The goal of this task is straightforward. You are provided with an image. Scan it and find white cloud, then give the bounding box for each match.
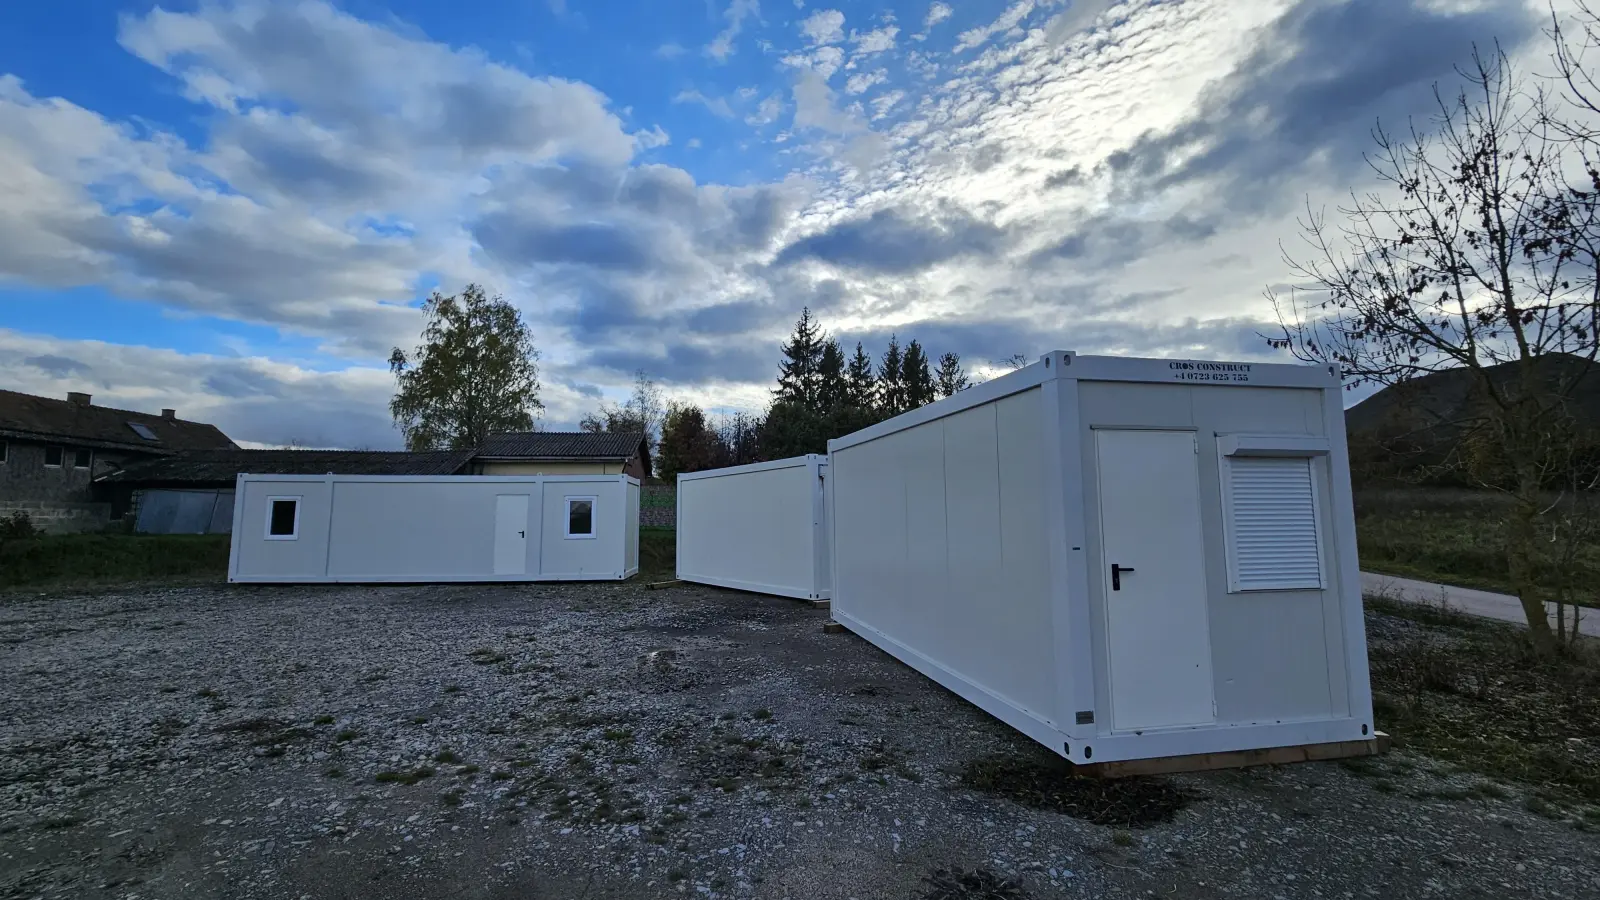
[673,89,735,118]
[845,69,888,95]
[955,0,1037,52]
[851,25,899,54]
[799,9,846,45]
[925,2,954,29]
[655,42,686,59]
[746,92,785,125]
[706,0,760,61]
[792,69,866,134]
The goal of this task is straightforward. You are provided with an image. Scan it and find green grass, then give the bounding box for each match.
[0,533,230,591]
[1366,600,1600,807]
[1356,488,1600,608]
[639,526,675,582]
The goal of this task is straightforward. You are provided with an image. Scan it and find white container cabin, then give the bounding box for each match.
[676,455,830,600]
[228,474,639,583]
[826,352,1372,765]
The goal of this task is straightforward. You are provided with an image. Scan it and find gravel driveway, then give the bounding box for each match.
[2,582,1596,899]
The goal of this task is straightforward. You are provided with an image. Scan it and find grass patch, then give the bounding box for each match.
[639,527,675,582]
[334,729,359,743]
[1366,605,1600,806]
[960,751,1198,828]
[0,534,230,591]
[313,715,334,726]
[1357,488,1600,608]
[433,750,461,764]
[920,868,1030,900]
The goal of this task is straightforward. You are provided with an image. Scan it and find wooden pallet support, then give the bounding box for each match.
[645,580,682,590]
[823,622,847,634]
[1072,732,1391,778]
[810,599,831,610]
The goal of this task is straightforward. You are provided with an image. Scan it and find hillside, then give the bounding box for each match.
[1344,354,1600,483]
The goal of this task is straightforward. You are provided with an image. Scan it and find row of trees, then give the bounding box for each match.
[653,309,976,479]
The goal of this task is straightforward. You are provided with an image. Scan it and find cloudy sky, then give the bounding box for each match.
[0,0,1558,447]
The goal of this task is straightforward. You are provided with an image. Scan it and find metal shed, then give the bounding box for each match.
[228,473,639,583]
[826,352,1373,766]
[675,455,830,600]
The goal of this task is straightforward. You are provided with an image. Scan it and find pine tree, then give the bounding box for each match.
[903,340,936,409]
[935,352,970,398]
[845,342,876,409]
[877,335,906,414]
[817,338,847,415]
[775,308,825,410]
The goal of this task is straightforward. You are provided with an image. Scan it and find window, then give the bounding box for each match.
[44,446,64,468]
[0,441,7,464]
[565,496,596,539]
[265,496,301,540]
[73,448,92,469]
[127,422,158,441]
[1221,456,1324,592]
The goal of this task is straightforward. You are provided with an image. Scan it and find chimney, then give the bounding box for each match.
[66,392,91,406]
[161,409,176,420]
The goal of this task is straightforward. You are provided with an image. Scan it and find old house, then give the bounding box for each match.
[0,390,236,531]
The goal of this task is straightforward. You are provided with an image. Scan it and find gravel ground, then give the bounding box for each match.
[1,582,1596,899]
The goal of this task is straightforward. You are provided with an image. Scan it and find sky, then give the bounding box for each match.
[0,0,1564,448]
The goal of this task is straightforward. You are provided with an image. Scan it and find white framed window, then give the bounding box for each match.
[265,496,302,540]
[1219,455,1325,592]
[565,496,597,539]
[44,446,64,468]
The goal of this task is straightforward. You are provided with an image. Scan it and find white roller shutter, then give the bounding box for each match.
[1223,456,1324,592]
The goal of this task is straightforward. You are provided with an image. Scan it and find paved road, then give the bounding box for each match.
[1361,571,1600,638]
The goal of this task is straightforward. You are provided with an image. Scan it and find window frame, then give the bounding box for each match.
[0,441,7,464]
[564,495,598,540]
[72,448,92,470]
[1217,446,1328,594]
[44,446,64,468]
[264,496,302,541]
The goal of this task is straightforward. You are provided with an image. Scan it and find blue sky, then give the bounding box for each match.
[0,0,1553,447]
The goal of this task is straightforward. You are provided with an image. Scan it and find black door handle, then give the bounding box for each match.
[1111,564,1135,591]
[518,530,525,538]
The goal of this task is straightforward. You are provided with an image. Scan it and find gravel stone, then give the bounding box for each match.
[1,582,1595,898]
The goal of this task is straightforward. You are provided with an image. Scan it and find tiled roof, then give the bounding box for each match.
[0,389,236,453]
[476,431,646,460]
[99,449,475,484]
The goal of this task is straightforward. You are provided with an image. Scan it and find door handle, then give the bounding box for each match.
[1111,564,1134,591]
[518,530,525,538]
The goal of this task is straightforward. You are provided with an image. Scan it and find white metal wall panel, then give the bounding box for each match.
[828,352,1371,765]
[676,456,826,599]
[625,480,640,576]
[229,475,635,583]
[1223,457,1324,591]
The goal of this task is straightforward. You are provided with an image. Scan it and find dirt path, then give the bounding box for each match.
[1362,571,1599,637]
[2,583,1596,899]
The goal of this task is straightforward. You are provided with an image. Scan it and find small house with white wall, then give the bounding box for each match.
[826,352,1373,767]
[228,473,639,583]
[676,455,830,600]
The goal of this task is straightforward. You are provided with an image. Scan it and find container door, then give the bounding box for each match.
[493,494,531,576]
[1094,429,1215,731]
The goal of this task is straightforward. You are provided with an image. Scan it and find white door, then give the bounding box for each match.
[493,494,530,576]
[1095,429,1215,731]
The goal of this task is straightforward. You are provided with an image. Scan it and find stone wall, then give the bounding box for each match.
[0,499,113,534]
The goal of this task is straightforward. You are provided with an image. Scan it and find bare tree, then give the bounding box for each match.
[1268,44,1600,653]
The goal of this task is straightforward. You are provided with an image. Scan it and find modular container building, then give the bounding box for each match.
[228,473,639,583]
[826,352,1372,765]
[676,455,830,600]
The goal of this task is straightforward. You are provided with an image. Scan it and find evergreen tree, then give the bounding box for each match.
[902,340,936,409]
[935,352,970,398]
[775,308,825,410]
[845,342,876,409]
[388,284,542,450]
[759,399,829,459]
[817,338,848,415]
[877,335,906,414]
